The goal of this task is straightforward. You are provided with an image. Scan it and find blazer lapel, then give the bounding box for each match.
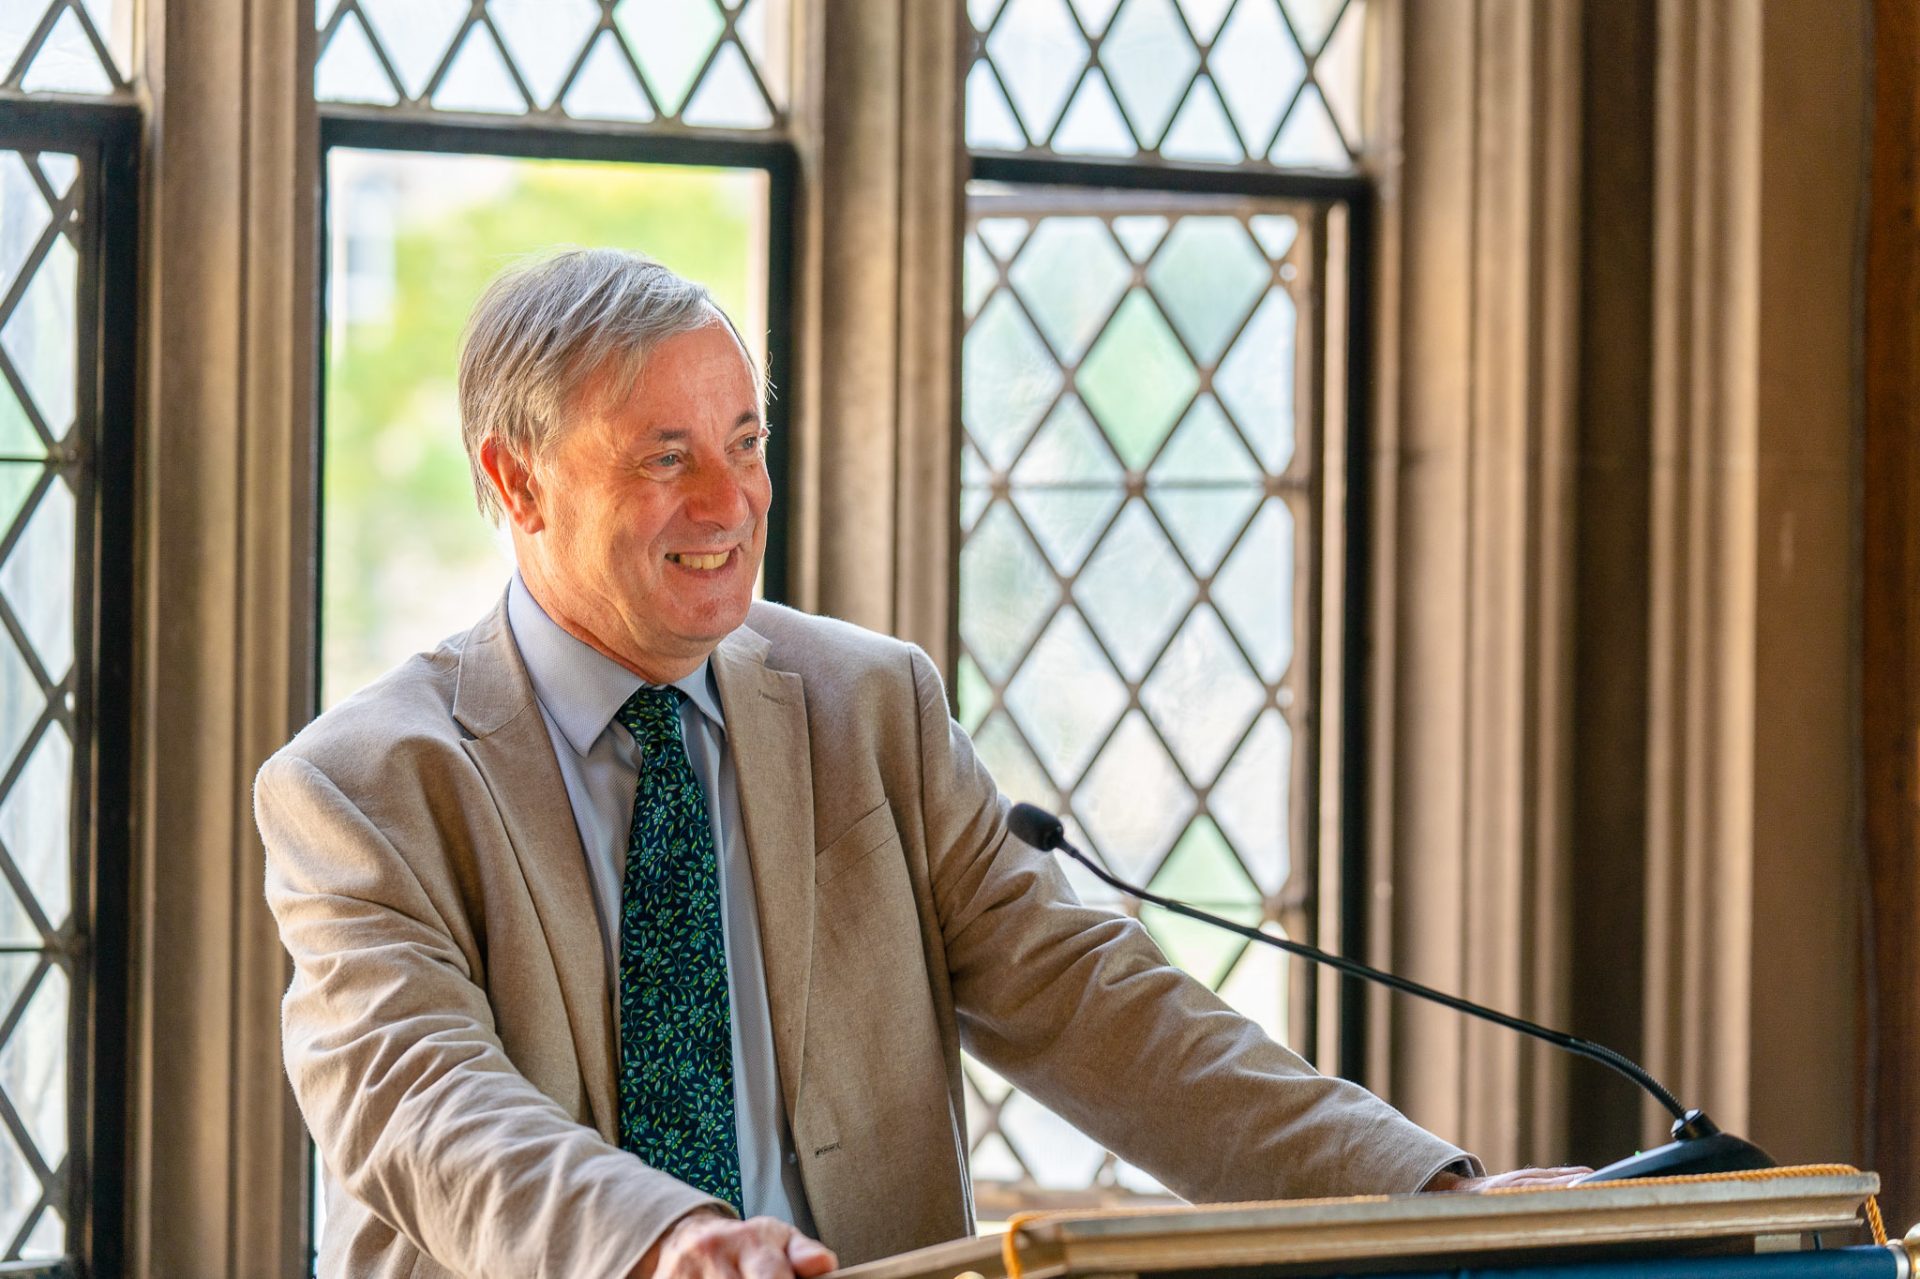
[453,598,617,1143]
[711,626,815,1123]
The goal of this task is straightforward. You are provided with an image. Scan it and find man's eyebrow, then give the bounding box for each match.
[735,410,763,430]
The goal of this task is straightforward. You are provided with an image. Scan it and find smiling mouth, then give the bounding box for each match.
[667,549,733,571]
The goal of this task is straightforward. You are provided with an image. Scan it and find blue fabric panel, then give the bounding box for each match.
[1360,1246,1895,1279]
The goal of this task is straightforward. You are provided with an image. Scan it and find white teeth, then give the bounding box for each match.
[670,551,730,570]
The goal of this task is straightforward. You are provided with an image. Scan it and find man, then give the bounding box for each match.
[258,250,1579,1279]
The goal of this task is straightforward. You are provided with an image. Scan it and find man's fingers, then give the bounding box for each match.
[787,1234,838,1277]
[738,1241,790,1279]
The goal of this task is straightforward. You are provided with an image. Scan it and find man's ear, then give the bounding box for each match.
[479,436,545,534]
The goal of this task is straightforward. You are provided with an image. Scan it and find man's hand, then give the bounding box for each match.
[632,1210,840,1279]
[1422,1165,1591,1193]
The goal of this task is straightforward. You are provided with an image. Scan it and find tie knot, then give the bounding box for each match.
[615,686,685,753]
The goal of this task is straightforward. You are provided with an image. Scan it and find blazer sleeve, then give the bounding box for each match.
[904,647,1482,1202]
[257,752,729,1279]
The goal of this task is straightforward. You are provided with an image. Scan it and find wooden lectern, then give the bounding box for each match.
[834,1171,1916,1279]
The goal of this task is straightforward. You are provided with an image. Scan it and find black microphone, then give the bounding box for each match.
[1005,801,1774,1183]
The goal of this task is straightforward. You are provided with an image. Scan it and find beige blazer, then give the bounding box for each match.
[257,598,1472,1279]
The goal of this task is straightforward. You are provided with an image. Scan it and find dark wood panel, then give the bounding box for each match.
[1863,0,1920,1232]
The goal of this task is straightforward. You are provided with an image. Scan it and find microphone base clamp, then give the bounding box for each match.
[1577,1109,1776,1184]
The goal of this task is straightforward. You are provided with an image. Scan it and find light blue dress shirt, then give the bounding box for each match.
[506,576,813,1230]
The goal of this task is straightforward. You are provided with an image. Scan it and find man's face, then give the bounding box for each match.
[517,318,770,680]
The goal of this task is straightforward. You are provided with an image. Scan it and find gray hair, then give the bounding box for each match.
[457,248,746,525]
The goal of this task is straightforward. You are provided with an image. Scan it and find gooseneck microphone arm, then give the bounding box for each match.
[1004,802,1688,1123]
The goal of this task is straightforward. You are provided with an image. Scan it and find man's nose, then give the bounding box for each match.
[685,460,752,528]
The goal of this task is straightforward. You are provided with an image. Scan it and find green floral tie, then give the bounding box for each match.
[614,686,742,1211]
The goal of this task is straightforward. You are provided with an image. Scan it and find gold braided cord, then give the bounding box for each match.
[997,1164,1885,1279]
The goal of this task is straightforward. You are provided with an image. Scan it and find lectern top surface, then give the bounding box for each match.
[829,1172,1881,1279]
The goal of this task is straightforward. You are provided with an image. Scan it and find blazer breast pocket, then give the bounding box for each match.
[814,801,900,888]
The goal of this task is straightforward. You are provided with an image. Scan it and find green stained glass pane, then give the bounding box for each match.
[1151,815,1260,907]
[1078,293,1197,471]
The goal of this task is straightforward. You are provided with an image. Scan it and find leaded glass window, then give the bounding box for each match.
[0,106,137,1276]
[958,191,1336,1213]
[315,0,788,128]
[960,0,1367,1220]
[967,0,1365,169]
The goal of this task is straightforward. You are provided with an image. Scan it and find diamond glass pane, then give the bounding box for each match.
[0,590,41,783]
[1216,289,1298,472]
[959,501,1059,684]
[314,0,788,128]
[12,4,117,96]
[1075,711,1193,883]
[1004,608,1126,788]
[984,0,1086,146]
[958,193,1331,1212]
[1213,708,1291,893]
[973,712,1065,818]
[1102,0,1198,148]
[0,724,71,932]
[1008,218,1130,364]
[0,963,67,1170]
[2,235,76,448]
[964,291,1059,470]
[490,0,601,109]
[1074,500,1192,680]
[0,474,76,684]
[1147,217,1269,365]
[1010,397,1124,573]
[1078,293,1196,471]
[0,1121,40,1257]
[616,0,725,117]
[1139,606,1263,782]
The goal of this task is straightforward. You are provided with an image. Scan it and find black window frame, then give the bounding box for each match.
[0,95,140,1279]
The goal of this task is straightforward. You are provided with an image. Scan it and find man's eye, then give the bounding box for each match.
[738,431,766,454]
[653,452,683,468]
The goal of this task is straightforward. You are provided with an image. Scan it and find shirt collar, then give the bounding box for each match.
[506,573,726,756]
